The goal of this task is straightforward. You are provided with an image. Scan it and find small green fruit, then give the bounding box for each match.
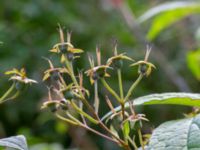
[64,90,74,100]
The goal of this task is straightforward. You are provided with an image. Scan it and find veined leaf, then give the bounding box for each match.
[147,114,200,150]
[138,1,200,41]
[101,93,200,121]
[0,135,28,150]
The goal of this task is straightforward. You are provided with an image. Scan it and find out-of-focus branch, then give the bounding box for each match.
[104,0,191,92]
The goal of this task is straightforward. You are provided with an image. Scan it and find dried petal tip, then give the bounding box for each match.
[85,65,111,84]
[107,53,134,68]
[50,29,83,62]
[130,47,155,76]
[43,58,69,81]
[5,68,37,84]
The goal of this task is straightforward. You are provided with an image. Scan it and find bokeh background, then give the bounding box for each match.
[0,0,200,149]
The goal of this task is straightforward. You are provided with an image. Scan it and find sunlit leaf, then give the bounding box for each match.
[138,1,200,41]
[122,121,130,141]
[101,93,200,121]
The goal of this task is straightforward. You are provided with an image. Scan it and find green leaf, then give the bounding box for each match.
[187,49,200,80]
[122,121,130,142]
[138,1,200,41]
[147,114,200,150]
[0,135,28,150]
[101,93,200,121]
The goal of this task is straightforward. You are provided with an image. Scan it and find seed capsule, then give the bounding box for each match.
[92,71,99,80]
[139,64,148,75]
[58,44,68,54]
[64,90,74,100]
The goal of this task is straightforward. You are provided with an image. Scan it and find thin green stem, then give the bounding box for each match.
[117,69,126,120]
[138,129,144,150]
[94,81,99,114]
[0,91,20,104]
[101,78,122,103]
[128,136,138,150]
[117,69,124,99]
[66,112,83,125]
[84,125,119,144]
[55,113,79,125]
[124,74,143,102]
[64,58,95,113]
[94,115,130,149]
[56,112,119,144]
[0,83,15,102]
[70,101,98,124]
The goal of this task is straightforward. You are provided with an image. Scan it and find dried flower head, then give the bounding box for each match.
[85,65,111,84]
[130,46,156,76]
[5,68,37,84]
[107,44,134,69]
[107,53,134,68]
[43,58,69,81]
[50,25,83,62]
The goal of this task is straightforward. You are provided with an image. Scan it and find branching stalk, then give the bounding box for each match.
[56,113,119,144]
[0,83,15,103]
[128,136,138,150]
[101,78,122,103]
[55,113,79,126]
[124,74,143,102]
[0,91,20,104]
[70,101,98,124]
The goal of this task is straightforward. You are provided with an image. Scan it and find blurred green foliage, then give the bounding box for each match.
[0,0,200,149]
[187,49,200,81]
